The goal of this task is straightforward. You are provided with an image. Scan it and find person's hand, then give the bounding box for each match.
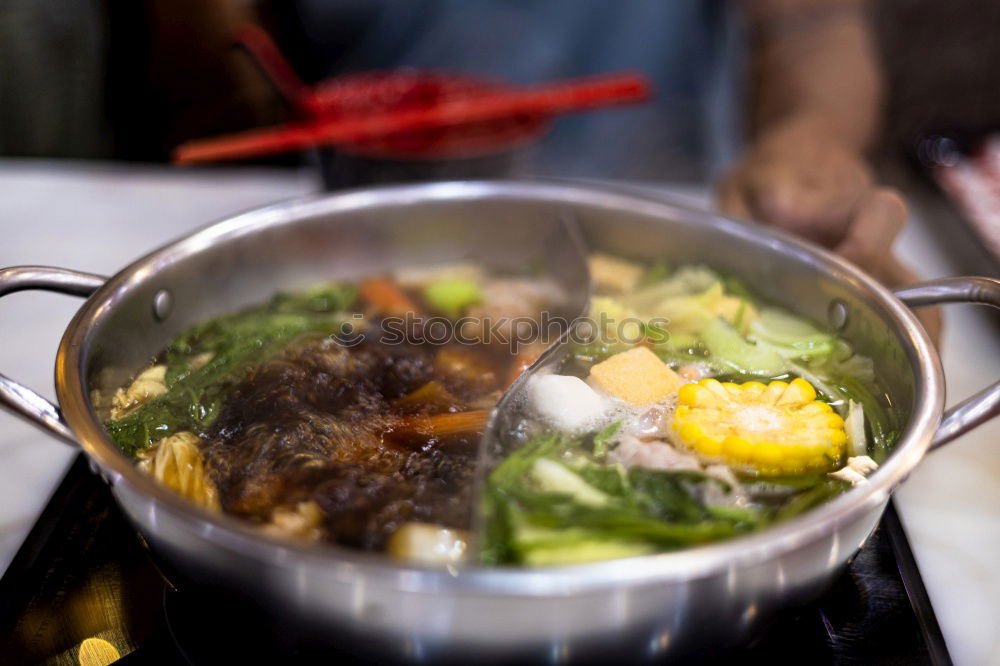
[718,115,875,245]
[717,115,941,343]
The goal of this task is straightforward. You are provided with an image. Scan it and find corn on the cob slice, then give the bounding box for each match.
[671,378,846,474]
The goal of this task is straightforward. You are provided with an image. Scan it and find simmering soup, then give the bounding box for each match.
[479,256,897,565]
[100,266,561,555]
[102,256,896,566]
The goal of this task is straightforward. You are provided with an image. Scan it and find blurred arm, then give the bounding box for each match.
[721,1,941,341]
[720,0,882,245]
[745,0,882,152]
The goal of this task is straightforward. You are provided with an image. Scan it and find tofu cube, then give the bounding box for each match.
[588,346,681,405]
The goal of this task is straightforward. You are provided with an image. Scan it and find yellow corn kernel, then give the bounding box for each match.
[754,442,784,466]
[678,383,702,407]
[791,377,816,399]
[740,382,767,399]
[698,435,724,457]
[700,378,730,400]
[808,443,829,457]
[776,378,816,407]
[762,381,789,404]
[784,446,811,461]
[680,422,705,443]
[723,435,754,461]
[800,401,833,415]
[824,413,846,428]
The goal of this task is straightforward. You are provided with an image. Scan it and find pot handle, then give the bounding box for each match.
[894,276,1000,450]
[0,266,107,447]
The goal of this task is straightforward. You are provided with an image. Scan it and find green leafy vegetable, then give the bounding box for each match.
[700,317,786,376]
[106,284,356,457]
[769,479,850,523]
[481,435,761,566]
[269,283,358,315]
[749,308,837,361]
[487,433,568,492]
[576,462,631,497]
[529,459,610,507]
[620,265,721,314]
[591,420,622,459]
[640,320,671,345]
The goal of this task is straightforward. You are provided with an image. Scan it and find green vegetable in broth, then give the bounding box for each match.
[423,277,483,317]
[481,434,760,566]
[700,317,787,376]
[107,286,356,456]
[749,308,838,361]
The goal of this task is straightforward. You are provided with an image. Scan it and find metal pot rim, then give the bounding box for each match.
[53,180,944,595]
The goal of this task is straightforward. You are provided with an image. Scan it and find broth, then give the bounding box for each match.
[103,256,897,566]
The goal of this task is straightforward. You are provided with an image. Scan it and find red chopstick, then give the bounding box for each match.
[172,72,651,164]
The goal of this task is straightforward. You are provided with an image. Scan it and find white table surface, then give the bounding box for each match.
[0,160,997,665]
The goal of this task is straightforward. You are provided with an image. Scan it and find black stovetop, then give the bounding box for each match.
[0,455,952,665]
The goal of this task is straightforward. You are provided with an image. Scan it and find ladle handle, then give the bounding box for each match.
[0,266,106,446]
[894,276,1000,450]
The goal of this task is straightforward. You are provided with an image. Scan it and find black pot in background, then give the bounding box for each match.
[315,143,539,190]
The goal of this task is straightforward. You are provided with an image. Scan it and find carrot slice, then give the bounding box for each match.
[393,410,489,436]
[385,410,490,449]
[359,278,420,316]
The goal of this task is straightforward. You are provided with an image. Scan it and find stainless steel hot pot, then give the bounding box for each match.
[2,182,998,662]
